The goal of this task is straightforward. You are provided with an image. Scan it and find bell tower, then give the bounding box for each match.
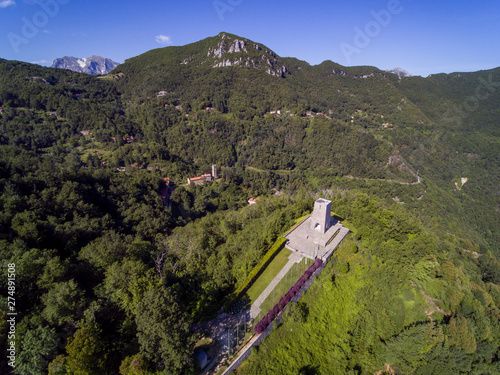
[212,164,217,180]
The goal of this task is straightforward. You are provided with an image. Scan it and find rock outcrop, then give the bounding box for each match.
[205,33,289,77]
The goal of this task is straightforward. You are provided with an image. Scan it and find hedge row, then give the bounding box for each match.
[254,258,323,334]
[224,237,288,310]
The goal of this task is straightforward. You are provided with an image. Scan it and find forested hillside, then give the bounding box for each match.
[0,32,498,374]
[237,192,500,375]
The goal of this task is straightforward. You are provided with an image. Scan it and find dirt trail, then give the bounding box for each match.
[344,175,421,185]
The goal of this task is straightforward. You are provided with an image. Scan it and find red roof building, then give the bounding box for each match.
[187,173,213,185]
[248,197,260,205]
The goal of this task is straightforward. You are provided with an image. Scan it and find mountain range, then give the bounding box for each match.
[51,55,120,75]
[1,31,498,251]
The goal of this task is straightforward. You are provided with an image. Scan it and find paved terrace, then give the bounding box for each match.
[285,217,350,261]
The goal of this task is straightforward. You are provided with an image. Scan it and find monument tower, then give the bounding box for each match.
[285,197,349,260]
[309,198,332,234]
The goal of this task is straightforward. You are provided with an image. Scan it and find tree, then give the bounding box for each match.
[446,316,477,354]
[41,280,85,326]
[48,355,68,375]
[37,256,68,290]
[103,259,152,315]
[283,302,309,324]
[119,353,150,375]
[79,230,133,271]
[65,326,109,375]
[135,287,194,374]
[14,326,60,375]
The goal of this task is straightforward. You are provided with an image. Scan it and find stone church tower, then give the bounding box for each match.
[212,164,217,180]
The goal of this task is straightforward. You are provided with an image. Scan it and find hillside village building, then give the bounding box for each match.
[187,164,217,185]
[248,197,260,205]
[285,198,349,261]
[187,173,213,185]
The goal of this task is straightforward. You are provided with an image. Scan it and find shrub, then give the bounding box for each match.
[269,310,277,320]
[254,258,324,334]
[283,302,309,324]
[254,322,265,334]
[263,316,270,326]
[279,297,287,309]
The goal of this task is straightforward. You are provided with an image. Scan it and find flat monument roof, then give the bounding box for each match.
[315,198,331,204]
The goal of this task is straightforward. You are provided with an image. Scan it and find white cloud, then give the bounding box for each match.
[155,34,172,45]
[32,60,48,65]
[0,0,15,9]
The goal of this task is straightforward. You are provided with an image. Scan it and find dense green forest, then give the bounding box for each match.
[0,32,498,374]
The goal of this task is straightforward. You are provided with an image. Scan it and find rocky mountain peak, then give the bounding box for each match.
[386,67,412,77]
[204,33,288,78]
[51,55,120,75]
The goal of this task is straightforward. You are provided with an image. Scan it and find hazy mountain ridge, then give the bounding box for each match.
[51,55,120,75]
[386,67,413,77]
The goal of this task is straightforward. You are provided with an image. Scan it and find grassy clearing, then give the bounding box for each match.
[226,238,288,311]
[246,247,293,304]
[77,144,111,163]
[253,256,313,324]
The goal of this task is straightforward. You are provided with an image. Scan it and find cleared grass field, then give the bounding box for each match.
[253,256,313,323]
[246,247,293,304]
[245,215,312,305]
[76,143,111,163]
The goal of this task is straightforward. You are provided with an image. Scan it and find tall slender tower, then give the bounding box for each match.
[309,199,332,233]
[212,164,217,180]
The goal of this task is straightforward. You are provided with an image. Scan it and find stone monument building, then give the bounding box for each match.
[309,199,332,233]
[285,198,349,260]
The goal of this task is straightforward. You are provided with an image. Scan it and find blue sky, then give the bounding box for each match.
[0,0,499,76]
